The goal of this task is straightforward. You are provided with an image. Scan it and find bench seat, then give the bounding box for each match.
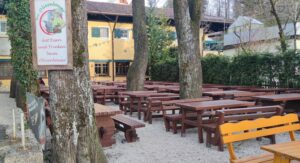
[219,114,300,163]
[112,114,145,142]
[232,153,274,163]
[203,106,283,151]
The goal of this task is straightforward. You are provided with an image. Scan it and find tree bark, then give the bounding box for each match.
[269,0,288,52]
[126,0,149,91]
[9,73,16,98]
[15,81,26,111]
[49,0,107,162]
[173,0,203,99]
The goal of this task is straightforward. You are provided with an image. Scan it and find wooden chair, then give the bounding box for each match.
[202,105,283,151]
[162,97,212,134]
[219,114,300,163]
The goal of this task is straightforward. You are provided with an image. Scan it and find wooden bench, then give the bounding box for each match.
[219,114,300,163]
[112,114,145,143]
[117,91,156,114]
[143,96,180,124]
[202,105,283,151]
[162,97,212,134]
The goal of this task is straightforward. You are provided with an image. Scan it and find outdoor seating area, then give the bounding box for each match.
[2,0,300,162]
[61,80,300,162]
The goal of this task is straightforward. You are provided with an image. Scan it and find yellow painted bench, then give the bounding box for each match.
[219,114,300,163]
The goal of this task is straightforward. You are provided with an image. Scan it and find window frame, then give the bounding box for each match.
[0,62,13,79]
[115,62,130,76]
[91,27,110,38]
[94,62,109,77]
[114,28,129,40]
[0,21,7,34]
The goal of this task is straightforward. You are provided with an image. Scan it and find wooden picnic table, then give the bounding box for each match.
[250,87,297,94]
[144,85,167,90]
[203,90,254,100]
[254,93,300,114]
[203,85,249,90]
[176,100,255,143]
[92,85,126,104]
[94,103,122,147]
[123,91,177,120]
[164,87,222,94]
[254,93,300,102]
[261,141,300,162]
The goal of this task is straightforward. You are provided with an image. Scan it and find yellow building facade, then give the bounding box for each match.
[0,15,12,90]
[88,21,134,82]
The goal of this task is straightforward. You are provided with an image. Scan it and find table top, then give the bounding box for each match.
[261,141,300,161]
[92,85,125,90]
[203,90,253,97]
[251,88,296,92]
[94,103,122,116]
[254,93,300,102]
[176,99,255,111]
[123,91,177,98]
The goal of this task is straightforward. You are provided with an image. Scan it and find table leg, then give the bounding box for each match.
[274,154,290,163]
[181,108,186,137]
[130,97,133,116]
[138,97,142,120]
[103,90,106,105]
[197,112,204,143]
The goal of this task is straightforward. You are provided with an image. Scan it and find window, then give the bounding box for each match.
[114,29,129,39]
[0,62,13,79]
[116,62,130,76]
[95,63,109,76]
[0,21,7,33]
[91,27,109,38]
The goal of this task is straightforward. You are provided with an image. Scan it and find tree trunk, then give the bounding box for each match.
[15,81,26,111]
[49,0,107,162]
[173,0,203,99]
[269,0,288,53]
[10,73,16,98]
[126,0,149,91]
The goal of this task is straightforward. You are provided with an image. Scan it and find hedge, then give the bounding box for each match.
[150,50,300,88]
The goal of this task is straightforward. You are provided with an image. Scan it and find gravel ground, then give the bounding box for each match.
[0,92,19,134]
[1,93,298,163]
[104,104,300,163]
[0,92,43,163]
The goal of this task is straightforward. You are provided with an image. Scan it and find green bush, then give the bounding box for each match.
[202,54,230,84]
[150,50,300,88]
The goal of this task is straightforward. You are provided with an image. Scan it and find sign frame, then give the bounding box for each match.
[30,0,73,70]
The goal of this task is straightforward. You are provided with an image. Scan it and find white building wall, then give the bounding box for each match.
[224,39,297,56]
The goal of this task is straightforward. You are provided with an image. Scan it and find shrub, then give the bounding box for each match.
[150,50,300,88]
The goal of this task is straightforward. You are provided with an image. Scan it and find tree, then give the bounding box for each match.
[126,0,149,91]
[6,0,39,109]
[289,0,300,50]
[268,0,288,52]
[48,0,107,162]
[173,0,203,99]
[147,0,174,79]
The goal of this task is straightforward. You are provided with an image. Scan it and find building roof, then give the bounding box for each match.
[86,1,234,24]
[228,16,263,29]
[224,22,300,46]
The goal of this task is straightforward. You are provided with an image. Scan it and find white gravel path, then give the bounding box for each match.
[104,104,300,163]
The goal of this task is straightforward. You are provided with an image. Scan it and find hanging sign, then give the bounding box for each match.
[30,0,73,70]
